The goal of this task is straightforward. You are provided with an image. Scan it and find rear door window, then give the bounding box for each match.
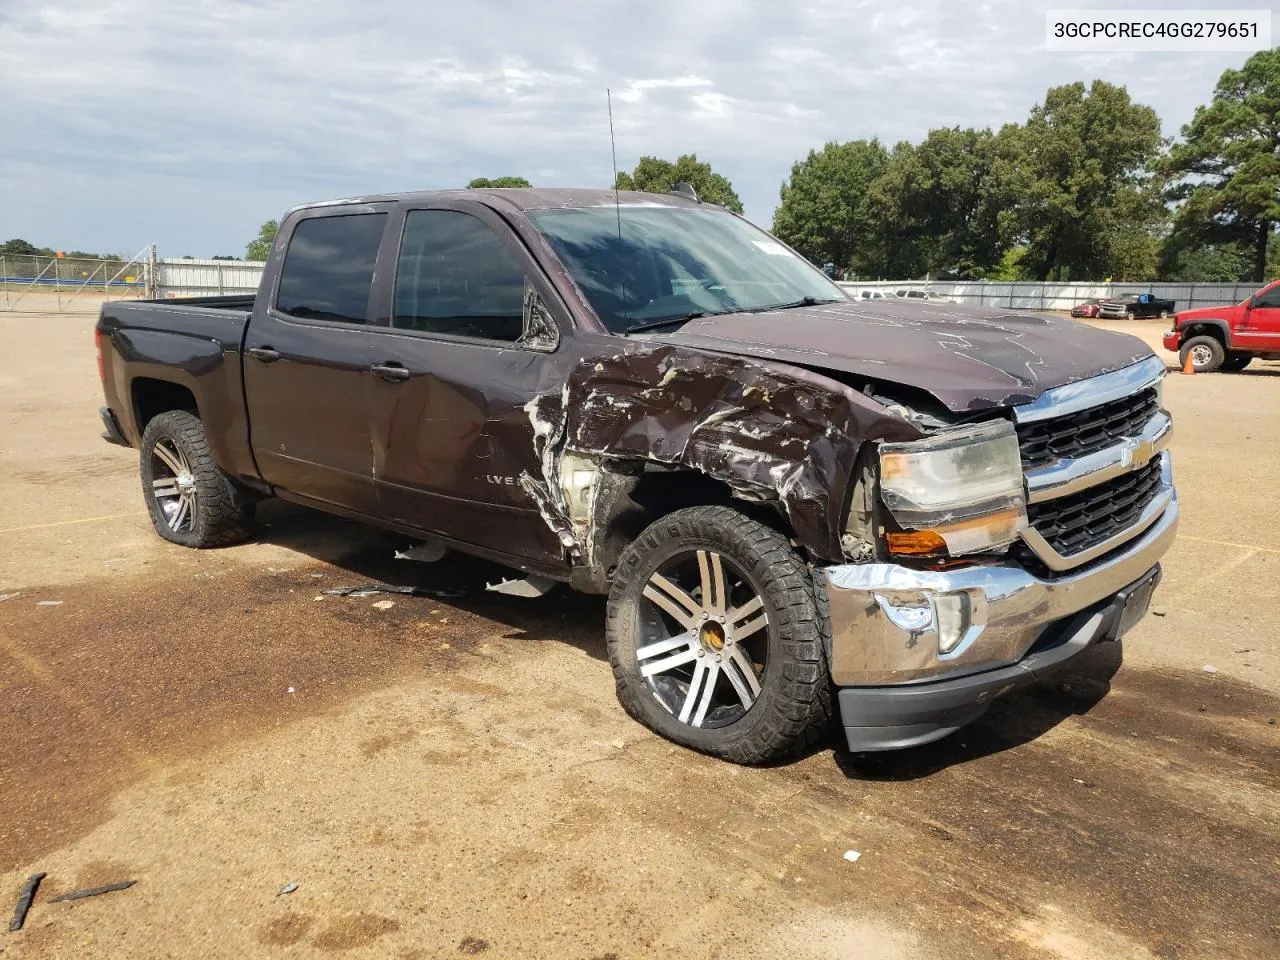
[392,210,525,342]
[276,213,387,324]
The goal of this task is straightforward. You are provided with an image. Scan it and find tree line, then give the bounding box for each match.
[770,49,1279,284]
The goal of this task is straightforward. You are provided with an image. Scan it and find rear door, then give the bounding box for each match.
[364,201,572,569]
[1235,282,1280,351]
[243,206,390,515]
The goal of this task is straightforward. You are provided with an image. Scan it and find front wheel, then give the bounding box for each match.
[140,410,256,548]
[1179,335,1225,373]
[605,505,832,764]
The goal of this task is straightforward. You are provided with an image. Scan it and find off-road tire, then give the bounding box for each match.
[140,410,255,548]
[606,505,833,764]
[1179,335,1225,373]
[1222,353,1252,372]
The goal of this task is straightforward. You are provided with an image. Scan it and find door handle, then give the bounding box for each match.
[370,362,411,382]
[247,346,280,363]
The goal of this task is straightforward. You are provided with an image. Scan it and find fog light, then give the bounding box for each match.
[934,592,971,654]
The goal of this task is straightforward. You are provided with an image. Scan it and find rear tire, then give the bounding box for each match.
[1222,353,1252,372]
[605,505,833,765]
[140,410,255,548]
[1179,335,1225,373]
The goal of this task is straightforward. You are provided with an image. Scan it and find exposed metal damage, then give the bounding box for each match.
[518,344,921,570]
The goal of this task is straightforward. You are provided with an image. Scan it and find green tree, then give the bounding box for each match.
[1004,80,1165,281]
[246,219,278,262]
[1160,49,1280,283]
[1,238,55,258]
[467,176,532,188]
[614,154,744,213]
[1158,239,1254,282]
[770,140,889,276]
[862,127,1010,279]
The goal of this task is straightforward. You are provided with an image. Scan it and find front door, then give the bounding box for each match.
[1235,283,1280,352]
[243,208,389,515]
[364,203,571,569]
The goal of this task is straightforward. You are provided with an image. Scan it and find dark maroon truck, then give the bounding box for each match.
[97,188,1178,763]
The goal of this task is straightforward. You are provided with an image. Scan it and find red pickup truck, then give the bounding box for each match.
[1164,280,1280,372]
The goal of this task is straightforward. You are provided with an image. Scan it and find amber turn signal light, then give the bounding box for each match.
[886,530,948,556]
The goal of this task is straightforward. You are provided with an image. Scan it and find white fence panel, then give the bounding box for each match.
[155,258,265,298]
[840,280,1256,312]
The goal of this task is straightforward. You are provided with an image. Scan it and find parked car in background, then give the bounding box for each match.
[895,290,953,303]
[1163,279,1280,372]
[1098,293,1176,320]
[1071,299,1102,318]
[858,289,894,300]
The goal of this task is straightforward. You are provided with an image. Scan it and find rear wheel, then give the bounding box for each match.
[1179,335,1225,373]
[140,410,255,548]
[1222,353,1253,372]
[1125,309,1137,320]
[1158,309,1169,320]
[605,505,832,764]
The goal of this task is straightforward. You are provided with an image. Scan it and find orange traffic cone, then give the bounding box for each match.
[1181,351,1196,375]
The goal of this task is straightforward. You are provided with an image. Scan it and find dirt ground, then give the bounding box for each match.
[1,309,1277,960]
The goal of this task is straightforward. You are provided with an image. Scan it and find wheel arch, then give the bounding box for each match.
[1180,319,1232,349]
[569,463,801,595]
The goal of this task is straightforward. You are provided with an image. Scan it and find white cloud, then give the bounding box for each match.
[0,0,1270,255]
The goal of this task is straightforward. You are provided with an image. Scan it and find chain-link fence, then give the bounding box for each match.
[1,249,270,312]
[1,248,153,312]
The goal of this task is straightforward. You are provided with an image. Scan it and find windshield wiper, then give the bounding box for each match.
[625,310,732,334]
[749,296,842,313]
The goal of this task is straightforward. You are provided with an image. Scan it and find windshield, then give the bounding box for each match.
[528,206,845,333]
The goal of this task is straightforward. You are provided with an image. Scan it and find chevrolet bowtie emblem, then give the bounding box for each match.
[1119,438,1140,468]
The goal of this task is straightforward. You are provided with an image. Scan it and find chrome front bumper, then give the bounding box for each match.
[823,477,1178,689]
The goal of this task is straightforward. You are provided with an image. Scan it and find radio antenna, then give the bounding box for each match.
[607,88,622,241]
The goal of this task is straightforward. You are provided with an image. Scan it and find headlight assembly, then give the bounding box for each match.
[878,420,1027,557]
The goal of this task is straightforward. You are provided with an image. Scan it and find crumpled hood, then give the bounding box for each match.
[650,299,1154,413]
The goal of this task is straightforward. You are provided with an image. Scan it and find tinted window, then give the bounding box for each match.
[1256,286,1280,308]
[276,213,386,323]
[393,210,525,341]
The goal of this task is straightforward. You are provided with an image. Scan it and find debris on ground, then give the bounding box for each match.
[1203,665,1219,674]
[0,592,21,602]
[49,880,136,903]
[9,872,45,931]
[36,600,64,607]
[277,882,298,896]
[485,576,555,598]
[323,584,465,600]
[842,850,862,863]
[1152,610,1166,617]
[287,687,296,694]
[395,541,448,563]
[371,600,395,611]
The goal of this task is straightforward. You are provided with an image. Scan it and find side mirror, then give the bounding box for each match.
[520,284,561,352]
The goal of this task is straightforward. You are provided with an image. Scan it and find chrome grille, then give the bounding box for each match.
[1025,459,1163,558]
[1018,388,1159,470]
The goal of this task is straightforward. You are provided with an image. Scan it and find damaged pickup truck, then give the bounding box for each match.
[97,187,1177,763]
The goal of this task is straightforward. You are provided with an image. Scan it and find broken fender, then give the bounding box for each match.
[521,344,919,565]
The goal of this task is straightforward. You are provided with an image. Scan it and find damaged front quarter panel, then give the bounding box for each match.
[519,343,920,572]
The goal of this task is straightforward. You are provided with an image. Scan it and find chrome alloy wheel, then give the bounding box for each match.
[635,548,769,728]
[150,439,197,534]
[1191,343,1214,368]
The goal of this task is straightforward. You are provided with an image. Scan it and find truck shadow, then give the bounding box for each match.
[253,499,610,660]
[834,642,1123,781]
[253,499,1124,775]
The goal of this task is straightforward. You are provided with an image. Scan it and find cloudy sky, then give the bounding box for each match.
[1,0,1273,258]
